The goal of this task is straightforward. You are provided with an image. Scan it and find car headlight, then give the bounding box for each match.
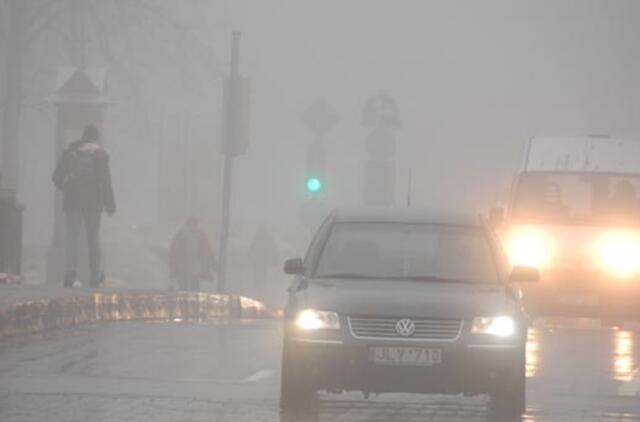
[598,231,640,278]
[295,309,340,330]
[472,316,516,337]
[504,228,551,269]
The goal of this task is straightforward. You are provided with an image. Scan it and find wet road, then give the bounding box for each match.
[2,319,640,421]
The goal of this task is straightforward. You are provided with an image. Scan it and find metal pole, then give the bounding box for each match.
[217,31,241,294]
[407,168,412,208]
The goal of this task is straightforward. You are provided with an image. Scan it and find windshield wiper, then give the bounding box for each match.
[315,273,384,280]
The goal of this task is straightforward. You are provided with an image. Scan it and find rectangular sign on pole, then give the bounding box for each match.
[221,76,251,157]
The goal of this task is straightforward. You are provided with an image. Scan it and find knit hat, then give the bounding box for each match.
[81,124,100,142]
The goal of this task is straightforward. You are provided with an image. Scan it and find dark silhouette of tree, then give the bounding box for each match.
[0,0,223,190]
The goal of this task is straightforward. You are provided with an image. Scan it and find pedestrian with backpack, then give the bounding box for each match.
[52,124,116,288]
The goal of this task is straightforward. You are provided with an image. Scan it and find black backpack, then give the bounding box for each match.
[67,149,100,189]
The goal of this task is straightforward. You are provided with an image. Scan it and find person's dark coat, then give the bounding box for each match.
[52,140,116,214]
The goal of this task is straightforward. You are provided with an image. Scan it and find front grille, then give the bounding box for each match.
[348,316,463,341]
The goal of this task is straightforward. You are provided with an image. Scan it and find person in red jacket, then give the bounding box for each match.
[169,217,216,291]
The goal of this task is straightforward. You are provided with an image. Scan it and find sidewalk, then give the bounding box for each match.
[0,283,276,340]
[0,284,93,309]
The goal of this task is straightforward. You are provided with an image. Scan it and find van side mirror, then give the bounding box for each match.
[489,206,505,227]
[509,266,539,283]
[284,258,305,275]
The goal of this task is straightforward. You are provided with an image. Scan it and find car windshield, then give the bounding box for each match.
[314,223,498,283]
[512,172,640,225]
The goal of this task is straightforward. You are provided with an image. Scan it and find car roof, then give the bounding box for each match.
[329,208,483,227]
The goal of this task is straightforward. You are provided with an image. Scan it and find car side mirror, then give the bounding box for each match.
[284,258,305,275]
[489,206,505,228]
[509,266,539,283]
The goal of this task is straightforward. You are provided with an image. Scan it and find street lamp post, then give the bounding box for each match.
[217,32,251,294]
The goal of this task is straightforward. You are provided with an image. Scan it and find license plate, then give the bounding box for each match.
[557,295,600,306]
[370,347,442,366]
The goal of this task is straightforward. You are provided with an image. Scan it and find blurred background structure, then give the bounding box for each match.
[1,1,640,308]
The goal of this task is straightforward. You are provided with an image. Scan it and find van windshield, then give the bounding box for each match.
[512,172,640,225]
[314,223,498,283]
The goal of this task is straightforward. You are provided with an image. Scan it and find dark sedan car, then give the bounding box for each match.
[280,209,538,416]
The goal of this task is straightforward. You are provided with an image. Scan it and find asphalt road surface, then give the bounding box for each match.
[2,318,640,422]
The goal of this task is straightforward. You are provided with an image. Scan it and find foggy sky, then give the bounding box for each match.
[228,0,640,220]
[10,0,640,276]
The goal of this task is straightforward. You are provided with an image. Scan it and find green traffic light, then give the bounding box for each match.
[306,177,323,193]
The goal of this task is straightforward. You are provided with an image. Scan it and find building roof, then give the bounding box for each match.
[49,67,110,105]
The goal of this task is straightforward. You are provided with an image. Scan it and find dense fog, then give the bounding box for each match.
[2,0,640,305]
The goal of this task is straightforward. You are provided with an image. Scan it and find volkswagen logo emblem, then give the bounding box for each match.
[395,319,416,337]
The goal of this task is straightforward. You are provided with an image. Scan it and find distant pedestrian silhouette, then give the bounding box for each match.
[52,124,116,288]
[169,217,216,291]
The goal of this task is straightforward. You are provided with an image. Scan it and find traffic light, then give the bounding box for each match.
[305,176,323,193]
[305,141,327,195]
[301,142,328,228]
[300,97,337,228]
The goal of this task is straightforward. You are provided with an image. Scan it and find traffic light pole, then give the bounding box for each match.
[217,31,241,294]
[218,154,233,294]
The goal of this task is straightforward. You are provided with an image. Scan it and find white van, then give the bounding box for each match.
[492,136,640,317]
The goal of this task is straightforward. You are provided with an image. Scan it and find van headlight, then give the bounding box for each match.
[472,316,516,337]
[295,309,340,330]
[598,231,640,278]
[505,228,551,269]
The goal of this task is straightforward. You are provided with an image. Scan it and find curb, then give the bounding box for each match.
[0,290,277,340]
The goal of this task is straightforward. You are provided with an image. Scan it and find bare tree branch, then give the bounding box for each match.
[25,3,71,48]
[25,0,63,34]
[21,0,225,117]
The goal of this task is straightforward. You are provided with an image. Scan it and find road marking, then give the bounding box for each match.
[242,369,275,383]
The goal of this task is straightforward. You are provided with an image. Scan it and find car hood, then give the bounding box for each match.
[300,278,510,319]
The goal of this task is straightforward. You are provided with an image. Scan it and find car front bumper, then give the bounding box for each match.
[287,335,524,395]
